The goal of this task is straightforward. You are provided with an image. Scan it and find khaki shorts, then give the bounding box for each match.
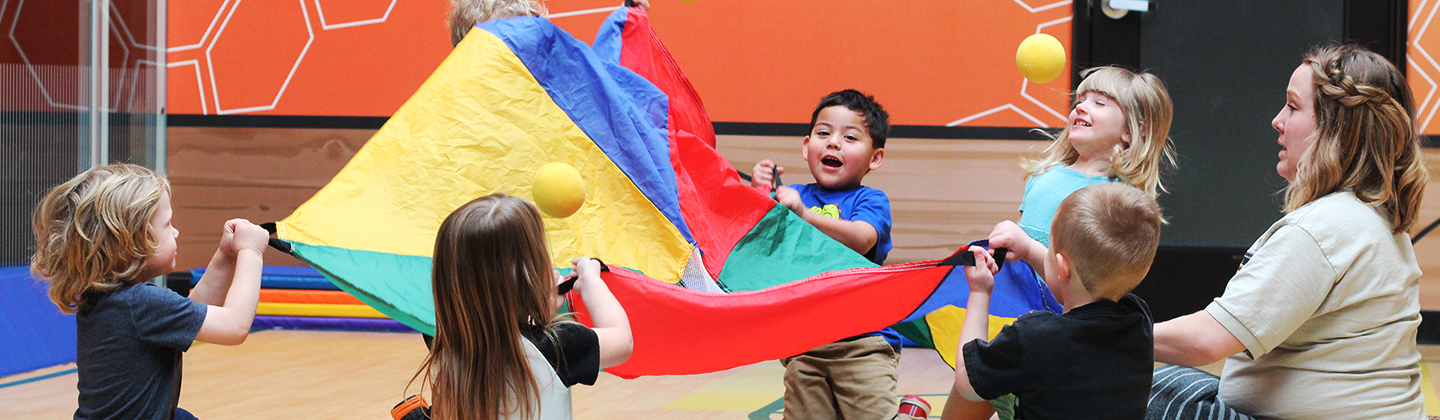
[780,336,901,419]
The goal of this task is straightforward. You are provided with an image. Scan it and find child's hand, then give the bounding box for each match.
[219,220,239,257]
[750,159,783,190]
[987,220,1030,262]
[228,219,269,256]
[570,257,603,292]
[964,246,996,292]
[774,186,806,215]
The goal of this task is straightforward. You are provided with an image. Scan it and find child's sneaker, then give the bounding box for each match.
[898,394,931,418]
[391,394,429,420]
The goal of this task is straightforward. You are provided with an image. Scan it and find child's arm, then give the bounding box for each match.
[572,257,633,368]
[193,219,267,346]
[188,219,244,306]
[988,221,1048,274]
[950,246,997,403]
[775,187,879,255]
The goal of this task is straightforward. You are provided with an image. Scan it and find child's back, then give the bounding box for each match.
[74,282,207,419]
[949,183,1163,420]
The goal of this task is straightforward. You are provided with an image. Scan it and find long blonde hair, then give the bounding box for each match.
[31,163,169,314]
[1025,66,1176,197]
[447,0,547,46]
[1286,45,1429,233]
[413,194,568,420]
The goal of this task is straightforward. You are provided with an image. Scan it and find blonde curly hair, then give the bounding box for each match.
[31,163,169,314]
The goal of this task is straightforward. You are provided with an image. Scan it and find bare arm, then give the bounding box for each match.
[573,257,633,368]
[776,187,878,254]
[187,221,240,306]
[988,221,1047,274]
[1154,310,1245,366]
[951,247,998,403]
[194,220,267,346]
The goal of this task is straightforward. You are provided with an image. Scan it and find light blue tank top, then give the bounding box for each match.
[1016,166,1115,248]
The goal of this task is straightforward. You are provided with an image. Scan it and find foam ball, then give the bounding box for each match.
[1016,33,1066,84]
[532,163,586,218]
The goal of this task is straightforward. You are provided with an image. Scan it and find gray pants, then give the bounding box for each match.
[1147,365,1254,420]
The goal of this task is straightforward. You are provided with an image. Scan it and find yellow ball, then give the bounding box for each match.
[532,163,586,218]
[1016,33,1066,84]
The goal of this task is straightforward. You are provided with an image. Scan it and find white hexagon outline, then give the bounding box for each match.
[948,0,1072,128]
[313,0,396,30]
[168,0,232,53]
[548,6,621,19]
[107,12,131,111]
[8,0,86,110]
[206,0,314,115]
[108,0,160,52]
[128,59,162,112]
[166,59,208,114]
[1410,0,1440,131]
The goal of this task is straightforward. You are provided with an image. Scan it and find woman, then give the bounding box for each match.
[1148,44,1430,419]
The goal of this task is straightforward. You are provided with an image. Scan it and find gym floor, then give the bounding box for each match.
[4,329,1439,419]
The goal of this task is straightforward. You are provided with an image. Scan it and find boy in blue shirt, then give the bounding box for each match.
[752,89,915,419]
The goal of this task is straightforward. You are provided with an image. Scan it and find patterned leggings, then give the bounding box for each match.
[1147,365,1255,420]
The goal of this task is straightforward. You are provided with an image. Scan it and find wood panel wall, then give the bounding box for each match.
[166,129,1440,307]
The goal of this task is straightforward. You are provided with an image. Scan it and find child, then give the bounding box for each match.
[944,183,1162,420]
[446,0,547,47]
[30,163,269,420]
[978,66,1174,419]
[403,194,632,420]
[750,89,914,418]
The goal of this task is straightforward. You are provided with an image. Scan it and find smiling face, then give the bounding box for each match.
[1272,64,1319,182]
[1067,91,1131,160]
[802,106,884,190]
[137,191,179,282]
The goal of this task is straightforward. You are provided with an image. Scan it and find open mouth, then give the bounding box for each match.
[1074,120,1092,127]
[821,156,843,168]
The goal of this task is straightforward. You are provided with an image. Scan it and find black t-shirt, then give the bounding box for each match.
[964,294,1154,420]
[519,322,601,387]
[74,282,208,420]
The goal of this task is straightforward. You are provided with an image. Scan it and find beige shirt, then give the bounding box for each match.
[1207,191,1424,419]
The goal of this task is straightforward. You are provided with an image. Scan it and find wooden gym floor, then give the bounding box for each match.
[4,329,1440,419]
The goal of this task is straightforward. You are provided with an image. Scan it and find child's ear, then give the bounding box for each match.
[1053,252,1073,283]
[801,136,811,160]
[868,148,884,171]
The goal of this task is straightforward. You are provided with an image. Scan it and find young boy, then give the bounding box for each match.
[943,183,1160,420]
[751,89,916,419]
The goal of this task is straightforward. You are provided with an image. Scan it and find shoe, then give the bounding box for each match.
[391,394,429,420]
[898,394,930,418]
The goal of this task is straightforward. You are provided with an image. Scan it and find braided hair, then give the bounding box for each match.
[1286,44,1429,233]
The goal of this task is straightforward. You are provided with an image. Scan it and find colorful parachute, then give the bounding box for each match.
[273,8,1060,378]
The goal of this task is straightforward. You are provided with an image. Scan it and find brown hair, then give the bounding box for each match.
[1026,66,1176,198]
[447,0,547,47]
[1049,183,1163,301]
[1286,44,1429,233]
[412,194,569,420]
[31,163,170,314]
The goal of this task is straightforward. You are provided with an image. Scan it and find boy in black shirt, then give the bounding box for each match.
[942,183,1162,420]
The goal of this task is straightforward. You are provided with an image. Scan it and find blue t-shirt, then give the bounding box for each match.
[75,282,207,420]
[1017,167,1115,248]
[789,183,901,349]
[789,183,894,265]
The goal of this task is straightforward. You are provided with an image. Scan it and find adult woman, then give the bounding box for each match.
[1148,44,1430,419]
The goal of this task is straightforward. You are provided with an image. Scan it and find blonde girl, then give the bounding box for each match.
[1148,44,1428,419]
[32,163,269,419]
[990,66,1175,276]
[409,194,632,420]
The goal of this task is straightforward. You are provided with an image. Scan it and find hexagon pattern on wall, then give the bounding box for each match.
[10,0,153,112]
[314,0,397,30]
[206,0,313,114]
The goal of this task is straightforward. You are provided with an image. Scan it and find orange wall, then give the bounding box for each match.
[166,0,1073,127]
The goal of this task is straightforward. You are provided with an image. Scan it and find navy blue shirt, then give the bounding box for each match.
[789,183,901,349]
[75,282,207,420]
